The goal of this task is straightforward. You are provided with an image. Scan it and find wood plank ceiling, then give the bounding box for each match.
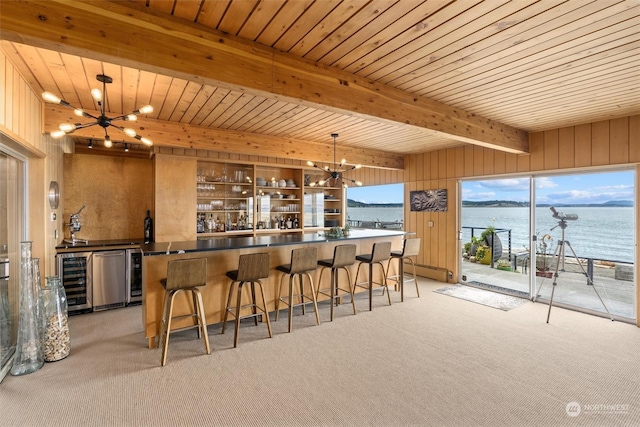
[1,0,639,165]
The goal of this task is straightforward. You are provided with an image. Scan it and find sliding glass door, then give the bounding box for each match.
[533,170,636,321]
[460,169,636,323]
[0,145,26,382]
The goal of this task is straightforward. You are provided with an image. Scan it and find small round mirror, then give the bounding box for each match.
[48,181,60,209]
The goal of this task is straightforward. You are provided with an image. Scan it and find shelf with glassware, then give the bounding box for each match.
[303,170,344,229]
[255,167,303,232]
[196,161,255,236]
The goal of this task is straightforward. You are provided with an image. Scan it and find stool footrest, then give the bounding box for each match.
[386,274,416,283]
[277,296,315,308]
[163,322,204,335]
[317,287,352,296]
[354,280,387,289]
[170,313,200,322]
[225,304,267,318]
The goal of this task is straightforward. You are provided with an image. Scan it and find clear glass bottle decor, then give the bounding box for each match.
[0,259,10,363]
[43,276,70,362]
[10,241,44,376]
[32,258,47,348]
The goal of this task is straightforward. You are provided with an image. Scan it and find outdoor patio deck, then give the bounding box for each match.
[461,257,635,321]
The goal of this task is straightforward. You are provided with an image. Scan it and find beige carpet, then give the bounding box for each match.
[1,279,639,427]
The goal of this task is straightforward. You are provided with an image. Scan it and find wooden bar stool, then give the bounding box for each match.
[222,253,272,348]
[385,238,421,301]
[158,257,210,366]
[316,244,357,321]
[353,241,392,311]
[275,247,320,332]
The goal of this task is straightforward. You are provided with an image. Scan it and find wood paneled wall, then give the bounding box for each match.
[154,154,195,242]
[404,115,640,325]
[0,51,45,155]
[0,49,67,277]
[348,165,404,187]
[63,154,153,241]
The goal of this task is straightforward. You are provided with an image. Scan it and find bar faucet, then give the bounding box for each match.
[64,205,88,245]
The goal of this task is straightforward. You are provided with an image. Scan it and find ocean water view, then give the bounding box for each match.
[464,207,634,263]
[347,206,635,263]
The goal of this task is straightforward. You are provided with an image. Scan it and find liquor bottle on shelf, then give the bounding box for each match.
[286,216,292,229]
[293,215,299,229]
[207,214,214,232]
[144,210,153,243]
[196,214,205,233]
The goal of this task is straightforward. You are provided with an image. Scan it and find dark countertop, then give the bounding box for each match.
[56,239,145,253]
[142,229,408,256]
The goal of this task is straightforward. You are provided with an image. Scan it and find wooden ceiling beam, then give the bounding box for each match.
[0,0,529,154]
[44,105,404,170]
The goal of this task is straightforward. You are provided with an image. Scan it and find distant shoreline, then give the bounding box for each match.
[348,199,633,208]
[347,199,402,208]
[462,200,633,208]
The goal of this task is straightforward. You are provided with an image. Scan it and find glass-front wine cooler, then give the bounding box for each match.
[56,252,92,313]
[126,248,142,304]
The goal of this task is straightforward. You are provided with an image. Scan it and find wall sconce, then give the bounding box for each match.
[124,143,129,152]
[88,139,93,149]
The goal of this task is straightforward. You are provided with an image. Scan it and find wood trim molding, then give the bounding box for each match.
[0,125,46,158]
[44,105,404,169]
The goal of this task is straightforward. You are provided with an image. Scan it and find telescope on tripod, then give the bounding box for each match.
[534,207,613,323]
[550,206,578,222]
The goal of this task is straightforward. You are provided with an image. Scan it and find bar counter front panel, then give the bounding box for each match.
[142,230,406,348]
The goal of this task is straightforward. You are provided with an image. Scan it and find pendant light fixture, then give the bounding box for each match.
[307,133,363,188]
[42,74,153,147]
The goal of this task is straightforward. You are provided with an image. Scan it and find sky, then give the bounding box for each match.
[347,170,635,205]
[462,170,635,204]
[347,183,403,204]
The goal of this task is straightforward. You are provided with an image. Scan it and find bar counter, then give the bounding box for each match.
[142,229,406,348]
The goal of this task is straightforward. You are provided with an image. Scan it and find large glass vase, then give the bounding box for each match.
[10,242,44,376]
[43,276,70,362]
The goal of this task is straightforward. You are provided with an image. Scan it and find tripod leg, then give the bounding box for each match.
[546,240,564,324]
[546,282,556,323]
[563,241,614,321]
[535,241,562,302]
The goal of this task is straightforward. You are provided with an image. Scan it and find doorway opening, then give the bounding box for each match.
[460,169,636,323]
[460,177,531,297]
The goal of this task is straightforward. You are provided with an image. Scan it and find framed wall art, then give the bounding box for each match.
[410,189,447,212]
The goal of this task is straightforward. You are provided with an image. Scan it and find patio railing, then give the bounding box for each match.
[463,226,634,284]
[462,226,512,268]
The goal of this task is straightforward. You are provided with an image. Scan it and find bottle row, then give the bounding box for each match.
[196,202,300,212]
[196,213,301,233]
